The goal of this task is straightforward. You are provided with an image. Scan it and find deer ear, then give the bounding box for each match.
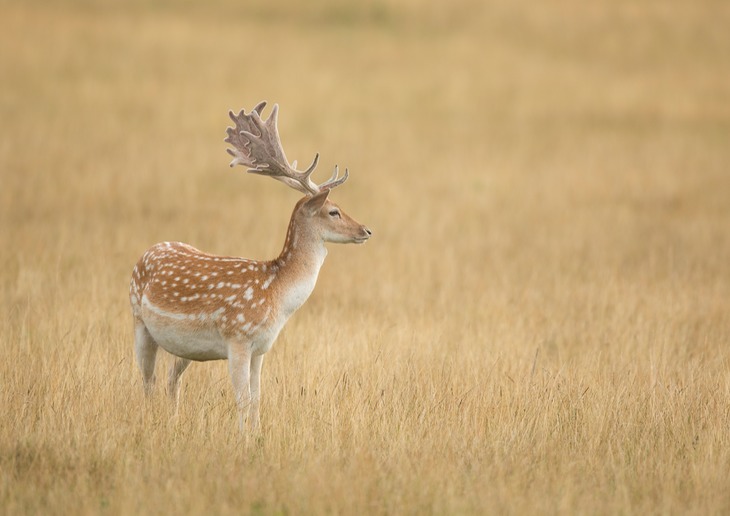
[303,190,330,215]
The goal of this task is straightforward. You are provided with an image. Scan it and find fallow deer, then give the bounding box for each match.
[129,101,371,429]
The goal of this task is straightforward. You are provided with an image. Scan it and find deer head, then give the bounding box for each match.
[225,101,371,246]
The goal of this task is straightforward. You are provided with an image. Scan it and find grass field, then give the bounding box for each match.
[2,0,730,513]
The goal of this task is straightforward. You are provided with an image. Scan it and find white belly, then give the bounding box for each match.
[145,319,228,361]
[140,295,228,361]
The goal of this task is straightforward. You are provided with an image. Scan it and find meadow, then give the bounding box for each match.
[1,0,729,513]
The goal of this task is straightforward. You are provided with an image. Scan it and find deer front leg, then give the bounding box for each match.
[249,354,265,431]
[228,344,252,431]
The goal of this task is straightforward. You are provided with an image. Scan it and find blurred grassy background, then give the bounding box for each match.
[1,0,729,514]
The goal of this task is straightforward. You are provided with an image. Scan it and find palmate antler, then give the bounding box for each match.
[225,101,348,195]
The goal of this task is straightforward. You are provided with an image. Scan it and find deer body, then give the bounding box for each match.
[131,242,285,362]
[129,102,370,429]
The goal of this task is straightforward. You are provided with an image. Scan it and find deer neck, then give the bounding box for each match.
[269,214,327,318]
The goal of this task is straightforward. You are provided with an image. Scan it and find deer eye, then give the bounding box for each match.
[329,209,341,218]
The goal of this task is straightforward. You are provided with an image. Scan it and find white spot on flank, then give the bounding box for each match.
[243,287,253,300]
[262,274,276,290]
[217,281,225,289]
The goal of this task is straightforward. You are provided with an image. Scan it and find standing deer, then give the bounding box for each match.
[129,101,371,429]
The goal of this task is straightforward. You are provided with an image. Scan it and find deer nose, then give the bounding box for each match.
[363,227,372,236]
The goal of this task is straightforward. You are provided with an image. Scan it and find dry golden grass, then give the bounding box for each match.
[2,0,730,513]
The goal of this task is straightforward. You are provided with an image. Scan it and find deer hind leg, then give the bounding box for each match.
[134,319,158,396]
[168,357,191,407]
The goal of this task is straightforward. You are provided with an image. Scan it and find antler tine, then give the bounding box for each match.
[225,103,267,169]
[319,165,350,191]
[225,101,349,195]
[302,153,320,177]
[252,100,267,115]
